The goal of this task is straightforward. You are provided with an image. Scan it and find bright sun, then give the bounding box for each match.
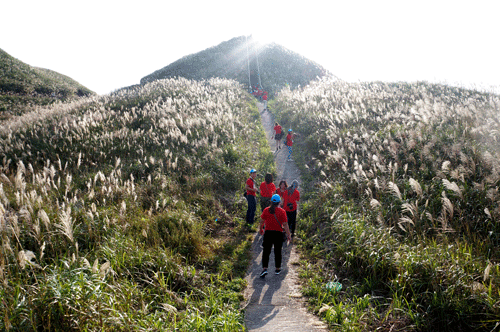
[250,31,275,45]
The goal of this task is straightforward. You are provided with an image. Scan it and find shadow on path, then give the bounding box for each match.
[243,102,328,332]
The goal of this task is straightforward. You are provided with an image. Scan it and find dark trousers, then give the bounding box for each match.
[260,196,271,212]
[262,230,284,269]
[246,195,256,224]
[286,210,297,237]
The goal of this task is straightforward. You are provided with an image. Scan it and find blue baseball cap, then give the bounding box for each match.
[271,194,281,203]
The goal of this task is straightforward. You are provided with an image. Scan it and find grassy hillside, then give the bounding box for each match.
[271,79,500,331]
[140,36,330,96]
[0,48,94,118]
[0,77,273,331]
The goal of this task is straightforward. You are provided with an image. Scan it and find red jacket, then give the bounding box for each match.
[246,178,257,196]
[261,207,287,232]
[283,189,300,212]
[260,182,276,198]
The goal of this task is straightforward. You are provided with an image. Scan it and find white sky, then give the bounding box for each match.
[2,0,499,95]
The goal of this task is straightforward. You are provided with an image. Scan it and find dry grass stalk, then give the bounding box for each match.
[442,179,463,199]
[56,206,74,243]
[388,181,402,200]
[484,261,493,282]
[409,178,422,197]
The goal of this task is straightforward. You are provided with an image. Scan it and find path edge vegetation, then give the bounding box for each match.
[0,78,275,331]
[269,80,500,331]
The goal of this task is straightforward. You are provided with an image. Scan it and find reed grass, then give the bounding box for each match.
[0,77,267,331]
[272,79,500,330]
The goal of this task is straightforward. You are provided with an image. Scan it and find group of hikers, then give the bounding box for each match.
[273,122,296,161]
[244,170,300,278]
[251,85,268,110]
[242,93,300,278]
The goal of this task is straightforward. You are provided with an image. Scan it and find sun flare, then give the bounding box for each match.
[250,31,275,46]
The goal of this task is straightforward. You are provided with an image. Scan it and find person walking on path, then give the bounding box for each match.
[273,122,283,151]
[244,100,329,331]
[262,92,268,110]
[259,173,276,213]
[245,169,259,224]
[283,180,300,239]
[285,128,296,161]
[258,194,292,278]
[275,180,288,207]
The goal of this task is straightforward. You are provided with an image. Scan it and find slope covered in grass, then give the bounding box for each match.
[0,48,94,117]
[140,36,331,96]
[272,79,500,331]
[0,77,273,331]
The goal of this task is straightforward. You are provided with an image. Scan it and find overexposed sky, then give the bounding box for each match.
[2,0,499,95]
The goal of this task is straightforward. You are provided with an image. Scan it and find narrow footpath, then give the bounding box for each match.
[243,103,328,331]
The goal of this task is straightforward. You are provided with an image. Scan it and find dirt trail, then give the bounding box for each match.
[242,103,328,331]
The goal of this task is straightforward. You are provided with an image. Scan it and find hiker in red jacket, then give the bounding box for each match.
[285,128,296,161]
[245,169,259,224]
[276,180,288,207]
[283,180,300,239]
[262,93,268,110]
[273,122,283,151]
[259,173,276,212]
[259,194,291,277]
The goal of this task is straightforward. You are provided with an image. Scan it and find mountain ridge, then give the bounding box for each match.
[0,48,94,117]
[140,36,334,95]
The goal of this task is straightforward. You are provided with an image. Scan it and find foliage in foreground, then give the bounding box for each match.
[0,77,269,331]
[272,79,500,331]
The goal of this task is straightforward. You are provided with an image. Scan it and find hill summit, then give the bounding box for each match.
[140,36,332,94]
[0,48,94,117]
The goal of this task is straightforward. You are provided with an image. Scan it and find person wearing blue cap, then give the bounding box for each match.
[285,128,296,161]
[258,194,291,277]
[245,169,259,224]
